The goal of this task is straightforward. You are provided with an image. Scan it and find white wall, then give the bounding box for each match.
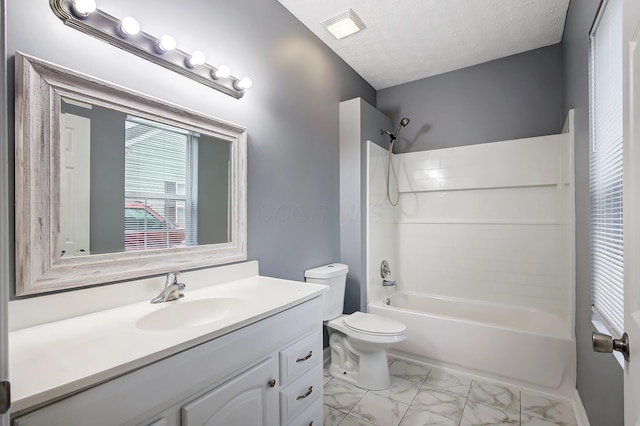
[368,132,575,322]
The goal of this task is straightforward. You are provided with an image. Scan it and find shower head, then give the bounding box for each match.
[393,117,411,138]
[381,117,411,143]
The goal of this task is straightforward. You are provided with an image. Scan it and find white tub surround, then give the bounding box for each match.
[370,294,576,397]
[8,262,327,413]
[390,131,574,319]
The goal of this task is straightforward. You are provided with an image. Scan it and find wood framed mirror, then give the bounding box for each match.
[15,52,247,295]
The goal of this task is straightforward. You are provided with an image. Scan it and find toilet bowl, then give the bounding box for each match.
[326,312,407,390]
[304,263,408,390]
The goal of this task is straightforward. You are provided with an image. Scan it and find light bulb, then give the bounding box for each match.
[234,77,253,91]
[186,50,206,68]
[118,17,140,37]
[156,34,176,53]
[71,0,97,18]
[212,65,231,79]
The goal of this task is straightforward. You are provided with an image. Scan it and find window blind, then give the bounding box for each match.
[589,0,624,337]
[124,118,198,251]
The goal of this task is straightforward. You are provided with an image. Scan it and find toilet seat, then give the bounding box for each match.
[343,312,406,336]
[326,312,408,345]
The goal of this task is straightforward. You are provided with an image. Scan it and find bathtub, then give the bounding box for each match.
[369,293,576,396]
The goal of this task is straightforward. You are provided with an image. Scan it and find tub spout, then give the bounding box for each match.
[382,280,396,287]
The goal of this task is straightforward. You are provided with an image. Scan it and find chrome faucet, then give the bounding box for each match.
[150,271,186,304]
[383,280,397,287]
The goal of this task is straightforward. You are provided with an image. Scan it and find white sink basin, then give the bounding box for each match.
[136,298,244,331]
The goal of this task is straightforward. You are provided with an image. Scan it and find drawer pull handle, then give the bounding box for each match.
[296,351,313,363]
[296,386,313,400]
[268,379,276,388]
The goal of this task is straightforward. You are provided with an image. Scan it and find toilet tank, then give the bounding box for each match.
[304,263,349,321]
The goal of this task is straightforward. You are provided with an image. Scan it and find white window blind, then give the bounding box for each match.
[124,117,198,251]
[589,0,624,337]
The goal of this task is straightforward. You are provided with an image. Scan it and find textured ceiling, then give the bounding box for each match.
[277,0,570,89]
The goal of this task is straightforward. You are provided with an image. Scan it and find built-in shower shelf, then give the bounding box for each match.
[396,219,568,225]
[397,182,561,194]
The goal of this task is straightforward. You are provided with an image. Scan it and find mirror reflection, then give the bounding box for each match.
[59,98,231,257]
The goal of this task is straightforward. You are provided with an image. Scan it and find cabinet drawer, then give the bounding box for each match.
[279,364,322,425]
[284,397,322,426]
[279,331,322,385]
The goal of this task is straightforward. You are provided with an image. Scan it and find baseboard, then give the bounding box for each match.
[572,389,590,426]
[323,346,330,367]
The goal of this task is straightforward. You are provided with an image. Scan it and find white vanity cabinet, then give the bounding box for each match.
[12,297,323,426]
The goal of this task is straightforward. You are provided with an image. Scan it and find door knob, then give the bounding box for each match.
[592,331,630,361]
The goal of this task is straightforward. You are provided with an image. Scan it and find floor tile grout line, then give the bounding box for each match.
[396,367,430,426]
[457,377,473,426]
[458,395,469,426]
[343,386,369,422]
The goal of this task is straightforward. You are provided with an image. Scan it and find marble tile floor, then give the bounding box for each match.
[323,358,578,426]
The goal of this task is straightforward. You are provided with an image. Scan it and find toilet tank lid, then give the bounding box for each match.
[304,263,348,279]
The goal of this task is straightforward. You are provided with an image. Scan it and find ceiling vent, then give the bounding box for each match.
[322,9,366,40]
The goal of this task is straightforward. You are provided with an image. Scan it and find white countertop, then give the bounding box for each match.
[9,275,326,413]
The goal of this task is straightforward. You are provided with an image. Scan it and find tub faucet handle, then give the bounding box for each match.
[381,260,391,278]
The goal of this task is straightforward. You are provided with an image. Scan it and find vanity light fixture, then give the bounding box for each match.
[156,34,177,54]
[50,0,253,99]
[234,77,253,91]
[322,9,366,40]
[118,16,140,37]
[212,65,231,79]
[186,50,206,68]
[70,0,96,18]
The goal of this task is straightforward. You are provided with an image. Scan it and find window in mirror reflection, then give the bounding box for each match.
[124,117,194,251]
[59,98,232,258]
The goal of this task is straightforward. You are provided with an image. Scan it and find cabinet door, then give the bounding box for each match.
[182,357,278,426]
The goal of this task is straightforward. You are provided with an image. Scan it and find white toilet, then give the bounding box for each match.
[304,263,407,390]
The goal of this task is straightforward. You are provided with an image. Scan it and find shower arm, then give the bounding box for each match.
[380,129,396,142]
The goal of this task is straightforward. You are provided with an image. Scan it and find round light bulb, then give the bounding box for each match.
[119,16,140,37]
[157,34,176,53]
[234,76,253,90]
[212,65,231,79]
[186,50,206,68]
[71,0,97,18]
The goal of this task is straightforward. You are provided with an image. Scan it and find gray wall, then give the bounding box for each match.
[563,0,625,424]
[89,107,126,255]
[5,0,375,294]
[197,135,230,245]
[377,44,564,153]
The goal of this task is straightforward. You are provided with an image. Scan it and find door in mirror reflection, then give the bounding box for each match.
[59,98,231,257]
